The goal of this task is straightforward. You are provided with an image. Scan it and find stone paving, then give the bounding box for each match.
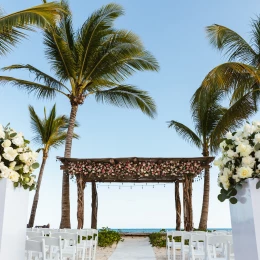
[108,237,156,260]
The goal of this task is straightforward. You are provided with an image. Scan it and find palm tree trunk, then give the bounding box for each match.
[60,104,78,229]
[198,167,210,230]
[28,152,48,228]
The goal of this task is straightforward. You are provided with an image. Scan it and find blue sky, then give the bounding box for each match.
[2,0,260,229]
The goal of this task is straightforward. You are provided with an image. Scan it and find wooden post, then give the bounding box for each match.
[91,182,98,229]
[76,175,86,229]
[183,175,193,231]
[175,181,181,230]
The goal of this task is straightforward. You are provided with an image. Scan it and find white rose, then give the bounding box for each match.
[17,148,23,153]
[223,168,232,177]
[0,162,6,171]
[19,153,30,162]
[237,166,253,179]
[223,181,230,191]
[243,123,253,136]
[9,171,19,182]
[233,175,240,183]
[220,141,227,151]
[225,132,233,140]
[9,161,16,170]
[219,174,229,183]
[222,157,231,165]
[253,121,260,128]
[254,133,260,144]
[23,165,30,173]
[3,147,18,161]
[236,143,253,157]
[0,168,10,178]
[226,149,237,158]
[12,135,24,147]
[1,139,11,148]
[0,125,5,139]
[242,156,255,168]
[28,177,35,186]
[214,158,224,168]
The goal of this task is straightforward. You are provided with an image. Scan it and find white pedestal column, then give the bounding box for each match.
[229,178,260,260]
[0,178,29,260]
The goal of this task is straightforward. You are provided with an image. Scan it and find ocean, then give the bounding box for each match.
[110,228,232,233]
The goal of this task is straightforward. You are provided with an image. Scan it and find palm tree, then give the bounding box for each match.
[1,2,159,228]
[168,89,255,230]
[193,17,260,113]
[0,2,64,56]
[28,104,78,228]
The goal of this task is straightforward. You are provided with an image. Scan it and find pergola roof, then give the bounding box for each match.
[57,156,214,183]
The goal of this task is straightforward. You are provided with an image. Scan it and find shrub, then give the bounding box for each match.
[98,227,123,247]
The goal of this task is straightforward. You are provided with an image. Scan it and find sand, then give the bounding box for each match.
[153,247,167,260]
[96,243,118,260]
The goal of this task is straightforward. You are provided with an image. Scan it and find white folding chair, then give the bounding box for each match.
[27,231,44,239]
[51,232,78,260]
[31,236,63,260]
[25,239,46,260]
[181,232,190,260]
[189,233,206,260]
[206,235,233,260]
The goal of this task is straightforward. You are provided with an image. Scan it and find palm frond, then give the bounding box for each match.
[44,22,76,83]
[167,120,202,148]
[29,105,45,145]
[0,27,27,56]
[0,2,64,31]
[29,104,78,150]
[206,24,256,64]
[95,85,157,118]
[77,3,124,80]
[191,62,260,110]
[0,76,58,99]
[210,91,257,152]
[83,29,159,83]
[2,64,70,93]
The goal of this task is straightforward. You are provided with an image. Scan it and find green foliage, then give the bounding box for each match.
[149,230,167,248]
[97,227,123,247]
[149,229,211,247]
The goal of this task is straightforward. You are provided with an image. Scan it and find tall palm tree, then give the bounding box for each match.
[1,2,159,228]
[0,2,64,56]
[28,104,78,228]
[193,17,260,113]
[168,89,255,230]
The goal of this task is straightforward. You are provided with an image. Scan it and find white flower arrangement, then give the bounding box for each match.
[215,121,260,204]
[0,124,39,190]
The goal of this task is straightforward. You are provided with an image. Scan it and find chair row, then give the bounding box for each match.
[166,231,234,260]
[25,229,98,260]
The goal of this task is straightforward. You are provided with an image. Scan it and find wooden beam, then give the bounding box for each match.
[91,182,98,229]
[76,175,86,229]
[175,181,181,231]
[183,175,193,231]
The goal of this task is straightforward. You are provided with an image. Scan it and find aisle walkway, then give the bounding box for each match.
[108,237,156,260]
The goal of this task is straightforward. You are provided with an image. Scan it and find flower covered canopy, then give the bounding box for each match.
[58,157,214,182]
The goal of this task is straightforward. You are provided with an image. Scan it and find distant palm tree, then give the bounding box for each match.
[193,17,260,115]
[168,89,255,230]
[0,2,64,56]
[28,104,78,228]
[1,1,159,228]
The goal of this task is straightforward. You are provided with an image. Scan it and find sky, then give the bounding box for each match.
[1,0,260,229]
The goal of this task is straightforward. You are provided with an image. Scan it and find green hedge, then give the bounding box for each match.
[98,227,123,247]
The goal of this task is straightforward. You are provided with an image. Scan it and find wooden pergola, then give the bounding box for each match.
[58,156,214,231]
